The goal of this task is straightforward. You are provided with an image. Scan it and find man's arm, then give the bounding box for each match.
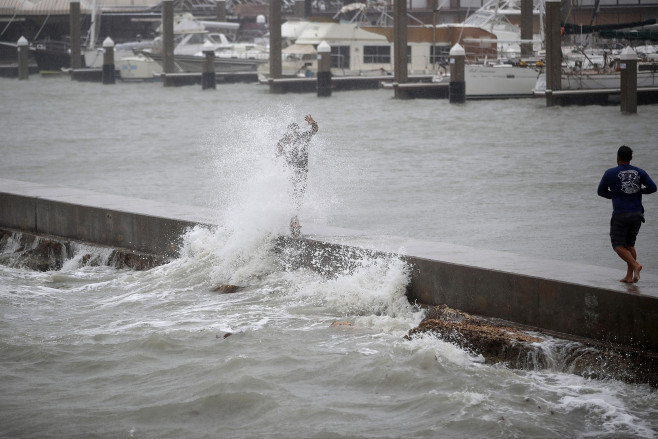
[304,114,318,136]
[597,173,612,199]
[641,171,657,194]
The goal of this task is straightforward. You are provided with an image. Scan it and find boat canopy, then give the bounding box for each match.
[295,22,388,45]
[283,44,317,54]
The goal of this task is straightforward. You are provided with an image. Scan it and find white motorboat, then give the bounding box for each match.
[118,52,164,81]
[464,62,544,99]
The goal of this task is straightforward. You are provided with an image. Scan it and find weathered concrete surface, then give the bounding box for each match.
[0,178,216,257]
[2,178,658,353]
[277,227,658,353]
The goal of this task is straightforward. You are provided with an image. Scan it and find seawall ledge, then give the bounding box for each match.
[300,223,658,298]
[1,178,657,351]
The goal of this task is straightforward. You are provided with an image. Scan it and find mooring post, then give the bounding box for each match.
[17,36,29,80]
[393,0,408,87]
[317,40,332,97]
[269,0,282,84]
[545,0,562,107]
[620,46,638,114]
[162,0,175,87]
[102,37,115,84]
[449,43,465,104]
[294,0,305,18]
[69,1,82,70]
[216,0,226,22]
[202,41,216,90]
[520,0,533,58]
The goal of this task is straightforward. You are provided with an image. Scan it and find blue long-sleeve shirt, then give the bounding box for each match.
[597,164,657,214]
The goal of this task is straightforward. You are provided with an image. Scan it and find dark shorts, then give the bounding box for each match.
[610,212,644,249]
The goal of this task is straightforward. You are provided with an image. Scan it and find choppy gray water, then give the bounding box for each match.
[1,76,657,439]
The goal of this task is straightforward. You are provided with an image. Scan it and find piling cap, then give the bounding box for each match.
[202,40,215,52]
[620,46,637,61]
[102,37,114,48]
[317,40,331,53]
[450,43,465,57]
[17,36,28,46]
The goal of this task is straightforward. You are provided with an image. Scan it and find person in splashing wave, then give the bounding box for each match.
[276,114,319,237]
[597,145,656,283]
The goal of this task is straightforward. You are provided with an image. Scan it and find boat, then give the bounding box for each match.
[463,61,544,99]
[533,67,658,94]
[120,14,266,77]
[534,41,658,94]
[147,51,267,74]
[118,52,163,81]
[440,0,546,99]
[30,39,84,74]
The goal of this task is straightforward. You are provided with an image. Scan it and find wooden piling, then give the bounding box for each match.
[449,44,465,104]
[317,40,331,97]
[294,0,305,18]
[17,36,29,80]
[393,0,408,86]
[216,0,226,22]
[162,0,175,87]
[69,1,82,70]
[202,45,216,90]
[520,0,533,58]
[620,46,638,114]
[102,37,115,84]
[544,0,562,107]
[269,0,282,81]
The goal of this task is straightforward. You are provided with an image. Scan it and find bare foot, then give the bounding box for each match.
[290,217,301,237]
[633,264,642,283]
[620,277,634,283]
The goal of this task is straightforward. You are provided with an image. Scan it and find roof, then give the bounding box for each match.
[0,0,158,15]
[294,22,388,45]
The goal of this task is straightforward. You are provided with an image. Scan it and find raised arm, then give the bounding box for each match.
[305,114,318,135]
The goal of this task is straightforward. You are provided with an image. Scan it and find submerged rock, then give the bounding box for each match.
[407,304,658,387]
[330,321,353,327]
[211,284,243,294]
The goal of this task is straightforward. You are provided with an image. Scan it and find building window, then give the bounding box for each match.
[331,45,350,69]
[363,45,391,63]
[431,45,450,65]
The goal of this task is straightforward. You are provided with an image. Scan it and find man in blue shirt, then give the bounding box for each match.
[598,145,657,283]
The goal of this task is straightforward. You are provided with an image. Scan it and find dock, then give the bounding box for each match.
[1,178,657,354]
[66,70,259,85]
[159,71,259,85]
[380,81,449,99]
[0,63,39,77]
[536,87,658,106]
[264,74,435,93]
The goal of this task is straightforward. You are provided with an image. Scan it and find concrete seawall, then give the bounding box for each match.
[2,178,657,352]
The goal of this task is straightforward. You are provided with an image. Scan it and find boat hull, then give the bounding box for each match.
[534,69,658,92]
[465,65,542,99]
[148,53,266,73]
[118,54,162,81]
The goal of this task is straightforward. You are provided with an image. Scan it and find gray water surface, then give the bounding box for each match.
[1,76,657,439]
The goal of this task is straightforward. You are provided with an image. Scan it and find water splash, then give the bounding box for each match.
[167,107,417,324]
